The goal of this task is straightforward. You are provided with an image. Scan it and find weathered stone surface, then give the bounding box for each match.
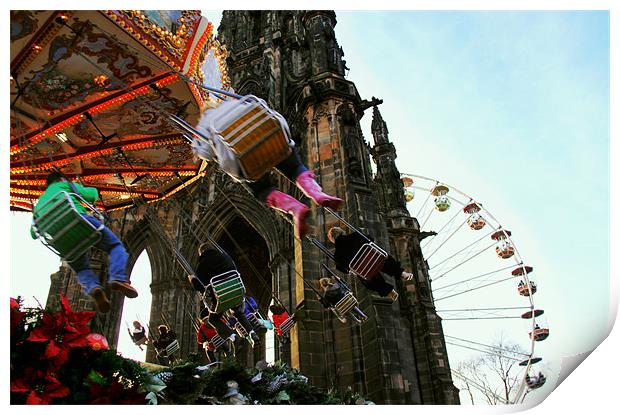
[45,10,459,405]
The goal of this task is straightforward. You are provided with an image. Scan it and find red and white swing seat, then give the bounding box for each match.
[348,242,388,280]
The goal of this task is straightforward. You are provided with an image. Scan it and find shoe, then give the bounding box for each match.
[295,171,343,210]
[266,189,311,237]
[401,272,414,281]
[387,290,399,302]
[251,331,261,345]
[90,287,111,313]
[246,335,255,348]
[108,280,139,298]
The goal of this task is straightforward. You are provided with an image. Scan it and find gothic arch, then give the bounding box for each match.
[121,217,172,285]
[236,78,264,97]
[191,190,287,264]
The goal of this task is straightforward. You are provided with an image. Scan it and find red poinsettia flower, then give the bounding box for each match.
[26,294,96,367]
[10,298,25,335]
[11,368,70,405]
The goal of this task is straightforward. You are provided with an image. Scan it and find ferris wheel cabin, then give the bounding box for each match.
[526,373,546,390]
[513,266,537,296]
[529,326,550,342]
[404,189,414,202]
[491,229,514,259]
[431,184,451,212]
[463,202,486,230]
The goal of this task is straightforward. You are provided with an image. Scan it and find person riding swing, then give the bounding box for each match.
[244,295,273,333]
[190,95,343,237]
[196,308,233,363]
[269,303,293,344]
[127,320,148,350]
[187,242,260,347]
[319,276,367,323]
[327,226,414,302]
[153,325,178,365]
[30,171,138,313]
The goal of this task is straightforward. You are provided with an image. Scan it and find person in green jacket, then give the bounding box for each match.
[31,171,138,313]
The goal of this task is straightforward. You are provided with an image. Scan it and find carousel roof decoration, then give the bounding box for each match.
[10,10,230,212]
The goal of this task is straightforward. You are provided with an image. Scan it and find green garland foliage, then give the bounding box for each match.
[154,359,369,405]
[10,296,371,405]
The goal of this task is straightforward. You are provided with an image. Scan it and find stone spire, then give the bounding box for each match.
[371,104,389,145]
[370,105,408,216]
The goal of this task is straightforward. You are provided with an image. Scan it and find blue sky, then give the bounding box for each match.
[333,10,610,401]
[9,10,610,404]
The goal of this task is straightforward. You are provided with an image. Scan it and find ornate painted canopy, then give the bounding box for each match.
[10,10,230,211]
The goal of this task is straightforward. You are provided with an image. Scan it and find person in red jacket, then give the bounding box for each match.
[197,320,220,363]
[269,304,292,344]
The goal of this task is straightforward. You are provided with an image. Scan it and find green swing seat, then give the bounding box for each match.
[203,270,246,314]
[31,191,105,262]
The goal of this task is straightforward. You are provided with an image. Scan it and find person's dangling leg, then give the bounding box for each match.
[68,250,111,313]
[253,169,311,237]
[232,304,260,345]
[278,148,343,210]
[275,148,308,181]
[248,174,275,203]
[358,274,398,301]
[83,214,138,298]
[208,313,234,339]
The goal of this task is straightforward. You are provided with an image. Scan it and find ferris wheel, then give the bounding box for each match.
[401,173,549,404]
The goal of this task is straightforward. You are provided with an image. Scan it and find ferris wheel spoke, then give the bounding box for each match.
[437,306,530,320]
[428,230,494,270]
[434,274,517,302]
[430,241,497,282]
[445,341,523,362]
[414,185,433,218]
[419,203,436,230]
[425,216,469,261]
[434,264,516,292]
[421,208,463,252]
[444,335,531,357]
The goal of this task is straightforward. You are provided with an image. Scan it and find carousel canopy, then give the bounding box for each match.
[10,10,230,211]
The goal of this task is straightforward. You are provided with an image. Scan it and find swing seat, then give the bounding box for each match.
[208,95,292,180]
[279,315,296,335]
[332,292,359,323]
[234,321,249,338]
[348,242,388,281]
[165,339,180,357]
[247,312,260,328]
[133,336,148,346]
[203,270,246,314]
[205,334,226,351]
[248,311,268,330]
[31,191,105,262]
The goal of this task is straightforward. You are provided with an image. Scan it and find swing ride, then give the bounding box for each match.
[10,10,223,212]
[401,174,549,403]
[11,10,548,405]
